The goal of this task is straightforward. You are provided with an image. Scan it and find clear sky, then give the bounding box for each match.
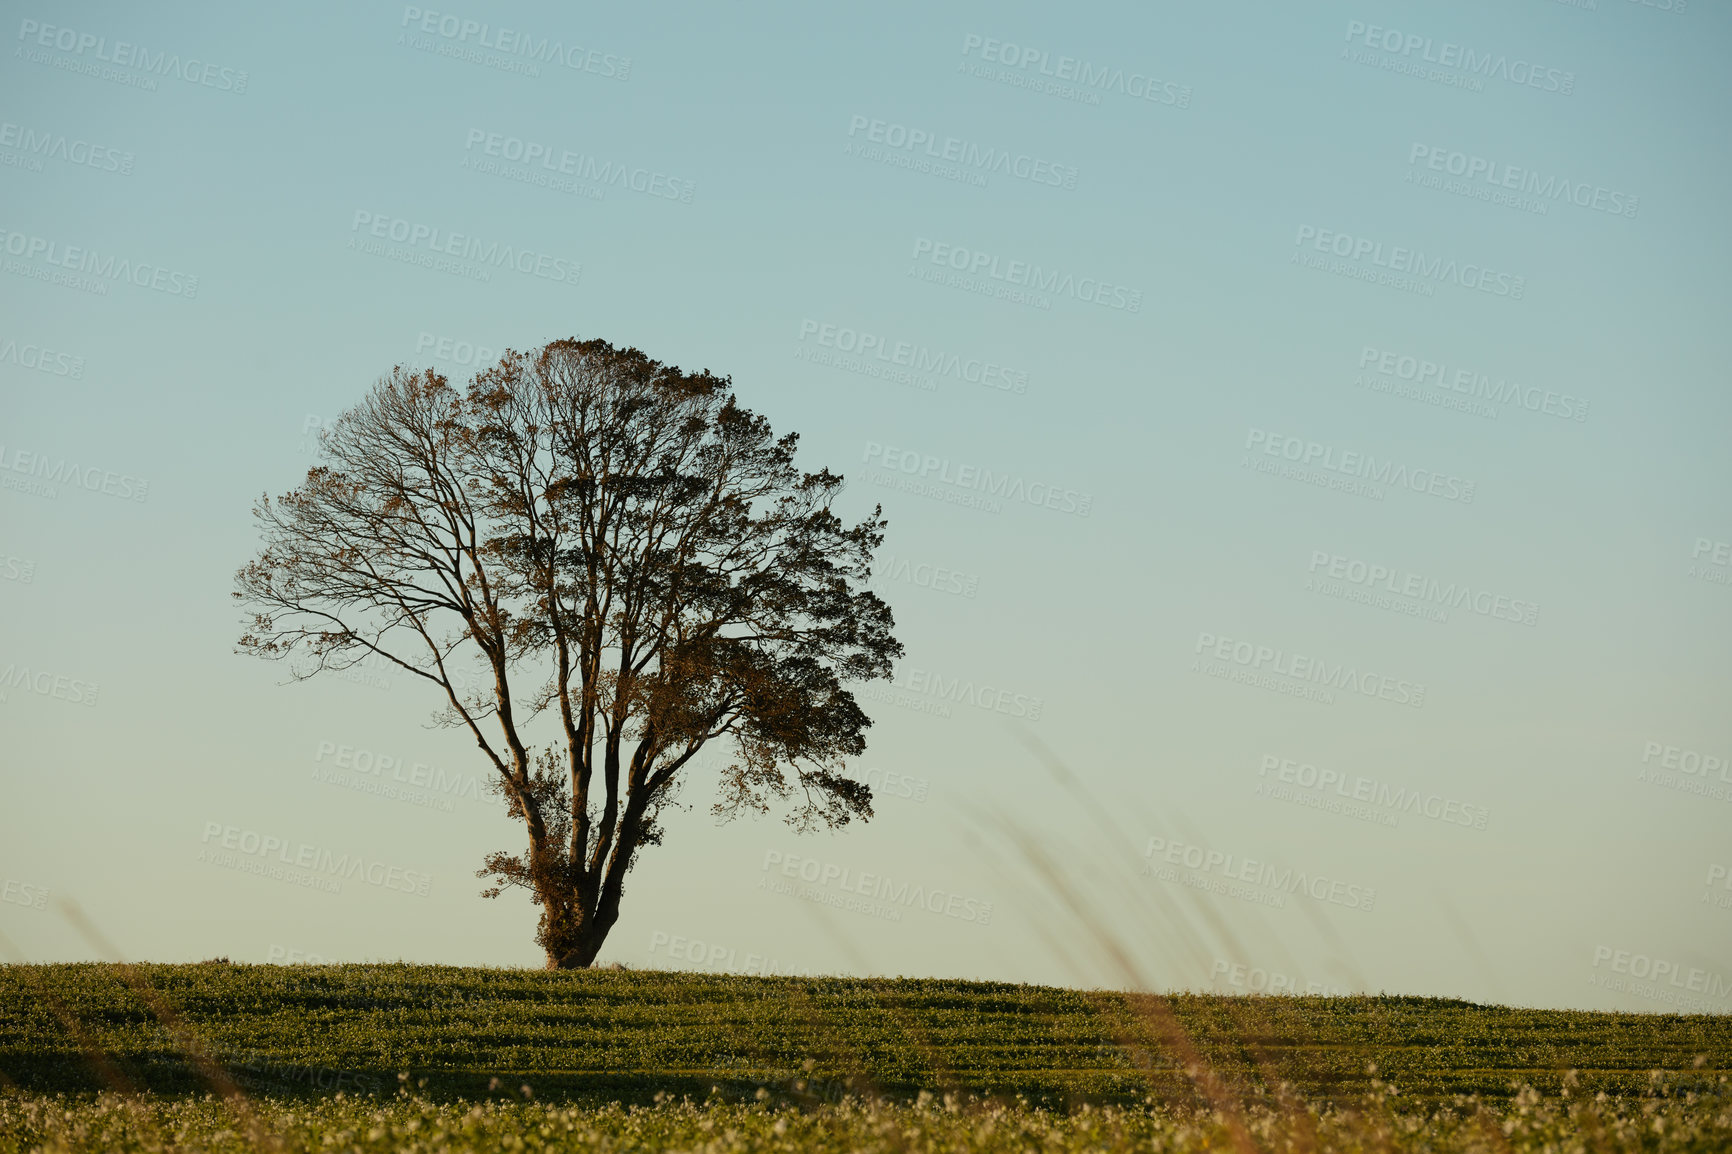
[2,0,1729,1013]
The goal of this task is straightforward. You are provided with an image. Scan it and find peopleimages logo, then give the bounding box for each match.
[871,552,979,599]
[860,766,930,804]
[1193,630,1426,708]
[348,211,579,285]
[313,740,505,811]
[1357,346,1588,422]
[1636,739,1732,806]
[0,227,199,297]
[1590,946,1731,998]
[15,18,250,93]
[1294,226,1526,299]
[1688,537,1731,587]
[462,129,694,203]
[1640,741,1731,783]
[958,34,1192,108]
[1342,20,1574,96]
[1307,550,1537,626]
[416,331,498,370]
[1244,428,1475,504]
[760,850,993,925]
[1692,538,1732,567]
[1705,864,1732,911]
[266,945,335,965]
[0,662,99,707]
[910,238,1142,312]
[1143,836,1377,912]
[799,320,1028,395]
[0,119,134,174]
[1211,959,1354,997]
[0,552,36,584]
[0,443,149,502]
[398,7,630,79]
[1406,144,1637,219]
[647,931,805,977]
[891,664,1043,720]
[846,115,1078,189]
[0,335,84,378]
[0,879,49,911]
[863,440,1092,517]
[1257,754,1489,830]
[199,821,432,896]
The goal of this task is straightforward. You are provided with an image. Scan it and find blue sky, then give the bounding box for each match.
[2,0,1729,1010]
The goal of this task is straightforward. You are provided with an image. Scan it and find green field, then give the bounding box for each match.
[2,963,1729,1151]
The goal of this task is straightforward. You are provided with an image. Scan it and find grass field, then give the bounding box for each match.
[2,963,1729,1151]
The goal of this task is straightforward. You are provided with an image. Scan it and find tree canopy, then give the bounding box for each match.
[236,337,902,966]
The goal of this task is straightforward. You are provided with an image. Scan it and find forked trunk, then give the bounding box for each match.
[538,845,628,969]
[543,924,612,969]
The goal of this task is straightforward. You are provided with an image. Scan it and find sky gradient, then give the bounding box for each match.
[2,0,1729,1012]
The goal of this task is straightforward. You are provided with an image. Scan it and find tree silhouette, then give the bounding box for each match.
[236,337,902,967]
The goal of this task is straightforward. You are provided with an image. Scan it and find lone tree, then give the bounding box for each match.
[236,338,902,967]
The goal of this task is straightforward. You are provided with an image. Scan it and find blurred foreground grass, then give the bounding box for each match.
[4,1090,1732,1153]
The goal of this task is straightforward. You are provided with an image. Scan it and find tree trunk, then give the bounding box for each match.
[542,896,620,968]
[538,844,629,969]
[540,902,589,969]
[543,922,613,969]
[536,773,653,968]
